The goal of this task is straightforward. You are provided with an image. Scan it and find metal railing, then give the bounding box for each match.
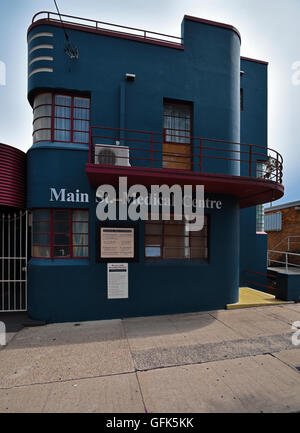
[271,235,300,253]
[31,11,183,46]
[268,250,300,272]
[89,126,283,184]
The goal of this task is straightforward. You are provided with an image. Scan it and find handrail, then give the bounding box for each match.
[31,11,183,45]
[89,125,284,184]
[271,235,300,252]
[268,249,300,271]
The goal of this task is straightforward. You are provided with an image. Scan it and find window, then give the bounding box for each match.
[32,93,90,144]
[32,209,89,258]
[145,215,208,260]
[163,100,193,170]
[264,212,282,232]
[256,205,265,232]
[163,101,192,144]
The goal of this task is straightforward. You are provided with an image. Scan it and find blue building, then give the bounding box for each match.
[26,11,284,323]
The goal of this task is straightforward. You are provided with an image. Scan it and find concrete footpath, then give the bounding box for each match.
[0,304,300,413]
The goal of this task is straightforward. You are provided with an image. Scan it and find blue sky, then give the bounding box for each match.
[0,0,299,205]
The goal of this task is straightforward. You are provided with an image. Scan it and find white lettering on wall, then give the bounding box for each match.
[50,188,89,203]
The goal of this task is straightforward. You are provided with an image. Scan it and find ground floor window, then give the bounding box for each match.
[32,209,89,258]
[145,215,208,260]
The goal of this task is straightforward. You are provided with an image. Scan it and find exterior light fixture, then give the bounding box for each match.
[125,73,136,81]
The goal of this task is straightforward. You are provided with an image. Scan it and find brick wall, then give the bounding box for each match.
[265,206,300,266]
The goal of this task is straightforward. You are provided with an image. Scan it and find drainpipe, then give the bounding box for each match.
[120,81,126,146]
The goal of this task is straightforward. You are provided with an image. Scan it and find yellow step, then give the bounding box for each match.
[226,287,293,310]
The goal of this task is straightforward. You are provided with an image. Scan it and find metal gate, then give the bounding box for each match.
[0,211,28,311]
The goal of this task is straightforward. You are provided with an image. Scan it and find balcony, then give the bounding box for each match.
[85,126,284,208]
[30,11,183,49]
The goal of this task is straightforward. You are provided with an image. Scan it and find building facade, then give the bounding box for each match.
[25,11,284,323]
[265,200,300,267]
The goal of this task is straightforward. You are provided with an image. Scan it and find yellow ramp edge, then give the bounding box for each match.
[227,287,294,310]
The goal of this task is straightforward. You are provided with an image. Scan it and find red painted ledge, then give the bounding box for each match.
[85,163,284,209]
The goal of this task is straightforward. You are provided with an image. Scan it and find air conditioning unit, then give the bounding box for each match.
[94,144,131,166]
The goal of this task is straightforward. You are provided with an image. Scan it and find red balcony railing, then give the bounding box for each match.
[89,126,283,184]
[31,11,183,46]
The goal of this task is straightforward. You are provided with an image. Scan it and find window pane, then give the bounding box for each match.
[53,221,69,233]
[145,246,161,257]
[74,97,90,108]
[54,117,71,141]
[33,104,51,119]
[32,209,51,221]
[33,93,52,108]
[145,235,161,246]
[164,224,185,236]
[74,107,89,120]
[73,210,88,222]
[55,95,71,106]
[73,132,89,143]
[73,246,88,257]
[190,236,206,247]
[33,221,51,234]
[163,102,192,144]
[73,234,88,245]
[53,210,70,234]
[55,106,71,118]
[53,246,70,257]
[33,129,51,143]
[32,245,51,258]
[164,247,186,259]
[145,223,163,235]
[54,129,71,141]
[54,117,71,130]
[164,236,185,247]
[53,210,69,221]
[54,233,70,245]
[32,233,50,245]
[74,119,89,131]
[190,247,208,259]
[72,222,88,234]
[33,117,51,133]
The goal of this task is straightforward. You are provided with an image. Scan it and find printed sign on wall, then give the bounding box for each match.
[107,263,128,299]
[101,227,134,258]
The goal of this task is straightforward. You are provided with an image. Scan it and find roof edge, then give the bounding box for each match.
[184,15,241,43]
[241,56,269,65]
[265,200,300,212]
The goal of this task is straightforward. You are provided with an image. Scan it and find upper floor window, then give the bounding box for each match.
[163,100,193,170]
[163,101,192,144]
[32,93,90,144]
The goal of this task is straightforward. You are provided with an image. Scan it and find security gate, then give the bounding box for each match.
[0,211,28,311]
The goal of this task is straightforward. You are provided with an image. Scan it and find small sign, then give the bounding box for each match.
[107,263,128,299]
[101,227,134,258]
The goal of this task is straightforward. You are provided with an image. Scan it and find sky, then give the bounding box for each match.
[0,0,299,206]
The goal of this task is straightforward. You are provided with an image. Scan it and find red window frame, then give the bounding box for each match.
[32,91,91,144]
[32,208,89,259]
[144,215,209,261]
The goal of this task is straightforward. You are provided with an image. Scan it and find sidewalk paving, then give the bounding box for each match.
[0,304,300,413]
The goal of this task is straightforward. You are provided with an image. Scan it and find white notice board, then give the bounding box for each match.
[107,263,128,299]
[101,228,134,258]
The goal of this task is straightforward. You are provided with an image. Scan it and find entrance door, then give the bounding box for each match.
[163,101,192,170]
[0,211,28,311]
